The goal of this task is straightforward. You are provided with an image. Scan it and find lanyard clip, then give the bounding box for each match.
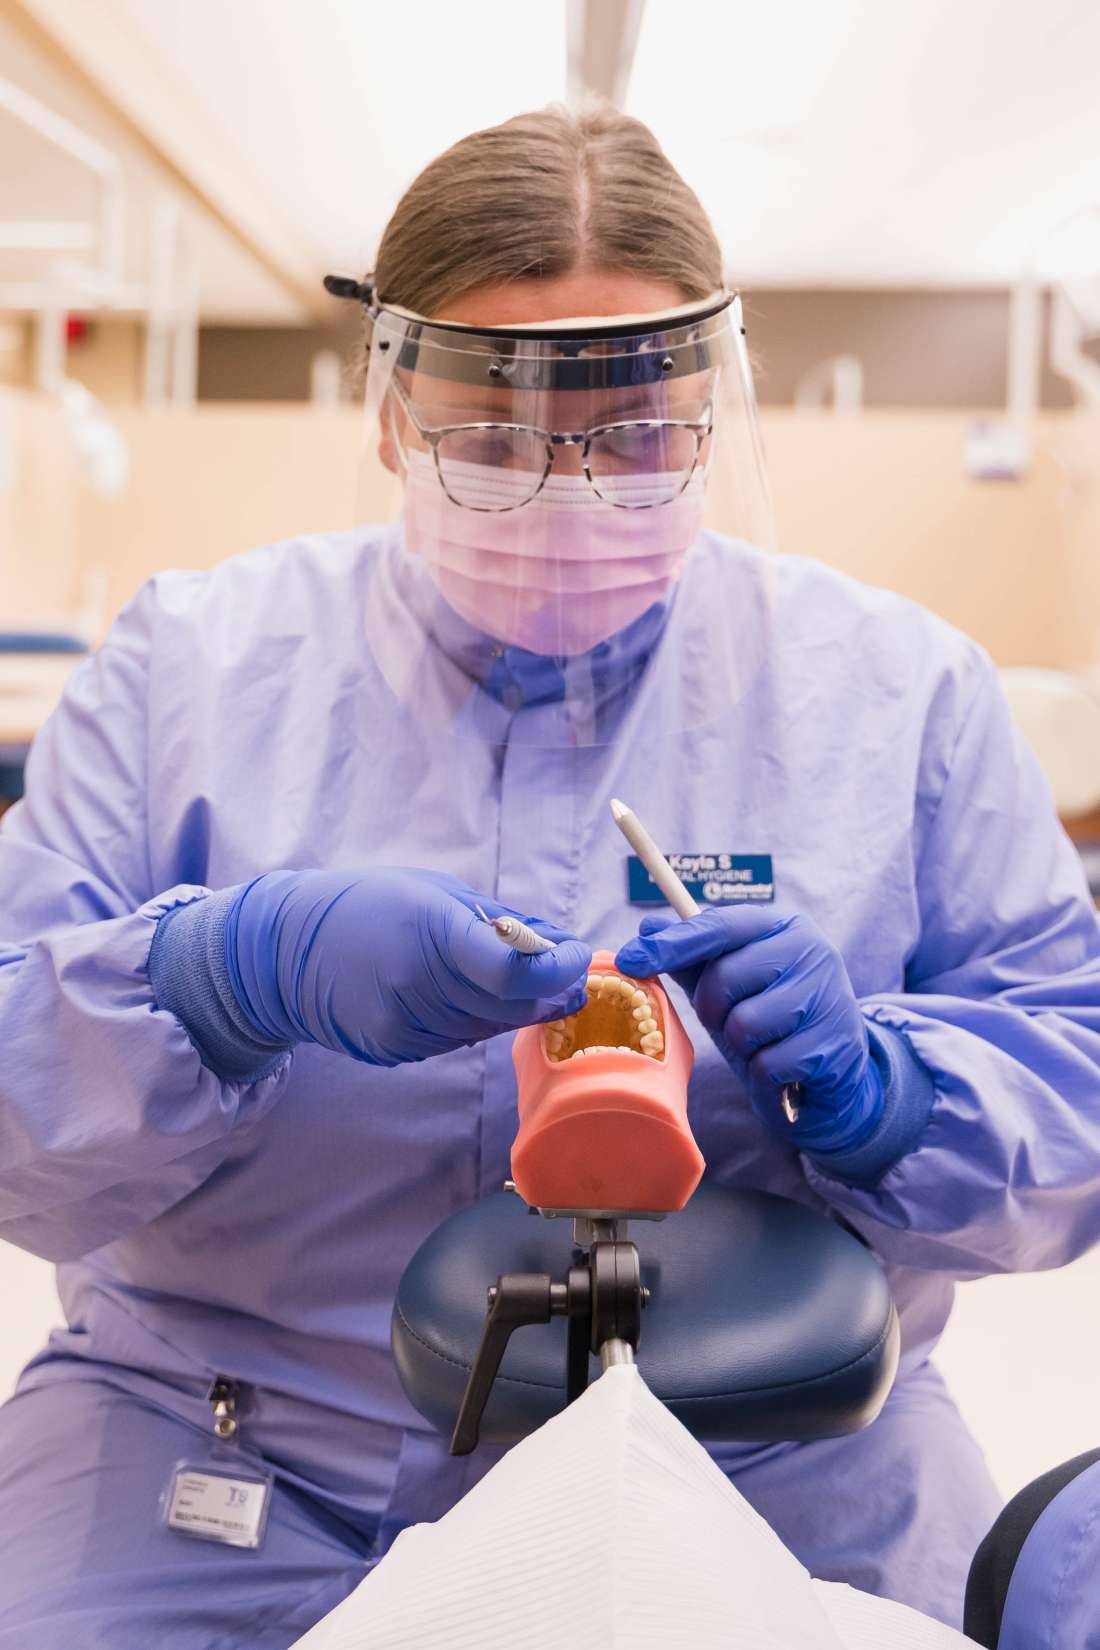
[207,1375,240,1441]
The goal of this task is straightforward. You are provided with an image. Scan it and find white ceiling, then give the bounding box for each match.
[630,0,1100,287]
[20,0,1100,313]
[110,0,565,303]
[0,7,304,322]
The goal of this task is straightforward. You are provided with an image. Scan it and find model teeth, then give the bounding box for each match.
[545,971,664,1062]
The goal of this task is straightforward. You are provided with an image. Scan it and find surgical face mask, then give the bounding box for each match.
[401,451,706,656]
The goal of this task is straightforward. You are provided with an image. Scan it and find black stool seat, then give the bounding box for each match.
[392,1183,899,1445]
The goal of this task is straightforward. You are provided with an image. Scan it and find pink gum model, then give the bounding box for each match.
[510,949,704,1215]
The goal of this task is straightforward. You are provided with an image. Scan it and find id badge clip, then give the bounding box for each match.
[161,1376,273,1550]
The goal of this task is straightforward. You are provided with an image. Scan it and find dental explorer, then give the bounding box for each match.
[475,905,557,955]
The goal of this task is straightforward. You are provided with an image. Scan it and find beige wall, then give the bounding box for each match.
[197,320,359,403]
[747,289,1083,409]
[764,411,1100,669]
[0,389,81,624]
[4,390,1097,672]
[0,321,31,389]
[73,406,396,624]
[67,322,144,401]
[0,321,146,399]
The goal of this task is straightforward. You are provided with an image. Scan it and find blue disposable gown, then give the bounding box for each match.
[2,526,1100,1641]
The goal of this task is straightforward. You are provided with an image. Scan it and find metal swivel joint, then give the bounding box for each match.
[450,1216,650,1456]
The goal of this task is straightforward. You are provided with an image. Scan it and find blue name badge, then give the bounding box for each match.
[627,853,774,906]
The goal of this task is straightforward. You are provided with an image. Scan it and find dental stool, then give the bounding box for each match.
[391,1182,900,1450]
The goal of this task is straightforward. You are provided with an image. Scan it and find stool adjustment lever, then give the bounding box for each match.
[450,1220,648,1456]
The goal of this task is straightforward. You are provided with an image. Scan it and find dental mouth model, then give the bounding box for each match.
[510,950,703,1217]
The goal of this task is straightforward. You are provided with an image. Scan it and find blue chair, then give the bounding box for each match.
[0,633,87,654]
[0,632,89,800]
[392,1182,900,1449]
[965,1447,1100,1648]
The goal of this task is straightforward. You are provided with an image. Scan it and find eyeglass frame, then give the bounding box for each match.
[387,371,714,513]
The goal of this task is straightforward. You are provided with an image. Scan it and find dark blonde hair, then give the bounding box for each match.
[371,105,724,317]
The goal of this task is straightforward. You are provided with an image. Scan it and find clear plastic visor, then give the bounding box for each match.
[358,295,777,747]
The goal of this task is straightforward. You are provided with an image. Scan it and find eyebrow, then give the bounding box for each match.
[420,399,698,426]
[588,400,663,424]
[402,375,705,430]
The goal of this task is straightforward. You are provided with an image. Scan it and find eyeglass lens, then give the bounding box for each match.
[434,422,705,511]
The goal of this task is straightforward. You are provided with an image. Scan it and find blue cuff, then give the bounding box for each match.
[148,888,294,1083]
[803,1021,935,1189]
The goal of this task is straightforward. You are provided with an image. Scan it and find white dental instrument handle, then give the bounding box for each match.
[609,799,801,1124]
[609,798,701,920]
[475,906,557,955]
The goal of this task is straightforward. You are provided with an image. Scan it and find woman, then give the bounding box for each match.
[1,106,1099,1647]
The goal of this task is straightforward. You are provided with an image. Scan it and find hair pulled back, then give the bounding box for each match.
[371,105,724,319]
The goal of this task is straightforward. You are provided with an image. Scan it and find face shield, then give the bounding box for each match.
[335,279,778,748]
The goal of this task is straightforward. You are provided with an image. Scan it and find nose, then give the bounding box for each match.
[548,433,587,478]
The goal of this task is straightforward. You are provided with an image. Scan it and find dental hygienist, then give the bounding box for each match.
[1,105,1100,1647]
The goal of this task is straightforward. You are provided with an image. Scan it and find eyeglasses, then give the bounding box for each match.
[388,373,713,513]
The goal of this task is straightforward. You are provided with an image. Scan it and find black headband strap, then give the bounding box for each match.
[323,272,375,308]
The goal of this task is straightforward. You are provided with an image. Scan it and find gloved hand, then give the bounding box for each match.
[615,906,885,1154]
[226,867,592,1067]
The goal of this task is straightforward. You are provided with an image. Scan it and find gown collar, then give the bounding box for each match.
[386,534,673,715]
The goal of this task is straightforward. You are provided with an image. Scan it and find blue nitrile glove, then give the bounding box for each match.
[615,906,886,1156]
[153,868,592,1075]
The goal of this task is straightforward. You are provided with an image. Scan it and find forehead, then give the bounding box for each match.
[432,272,692,328]
[401,368,714,425]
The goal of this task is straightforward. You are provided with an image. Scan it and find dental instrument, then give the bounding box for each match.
[609,797,702,921]
[610,798,801,1124]
[475,905,557,954]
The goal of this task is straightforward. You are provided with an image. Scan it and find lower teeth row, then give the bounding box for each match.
[544,972,664,1062]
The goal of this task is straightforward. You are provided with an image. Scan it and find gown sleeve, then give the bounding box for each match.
[803,647,1100,1277]
[0,580,290,1262]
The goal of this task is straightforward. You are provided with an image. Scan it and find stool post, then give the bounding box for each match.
[600,1339,635,1370]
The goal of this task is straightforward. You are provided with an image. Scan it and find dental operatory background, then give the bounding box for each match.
[2,0,1100,1502]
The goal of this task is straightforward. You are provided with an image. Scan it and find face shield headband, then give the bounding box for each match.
[324,275,743,395]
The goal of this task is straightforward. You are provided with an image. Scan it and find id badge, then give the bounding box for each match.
[627,852,774,906]
[162,1458,273,1549]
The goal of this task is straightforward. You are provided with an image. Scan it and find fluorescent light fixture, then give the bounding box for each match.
[113,0,567,276]
[629,0,860,140]
[625,0,860,280]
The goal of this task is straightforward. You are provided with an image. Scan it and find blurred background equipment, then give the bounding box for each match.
[3,0,1100,665]
[998,668,1100,821]
[3,0,1100,1503]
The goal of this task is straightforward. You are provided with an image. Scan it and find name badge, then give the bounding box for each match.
[627,852,774,906]
[163,1461,273,1549]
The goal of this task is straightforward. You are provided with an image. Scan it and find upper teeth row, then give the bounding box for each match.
[586,973,650,1006]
